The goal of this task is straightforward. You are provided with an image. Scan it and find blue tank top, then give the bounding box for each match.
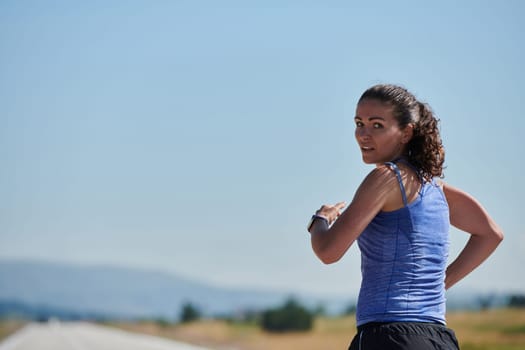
[356,161,450,326]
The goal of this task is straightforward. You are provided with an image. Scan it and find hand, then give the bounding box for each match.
[315,201,346,225]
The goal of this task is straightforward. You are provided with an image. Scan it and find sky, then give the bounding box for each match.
[1,0,524,299]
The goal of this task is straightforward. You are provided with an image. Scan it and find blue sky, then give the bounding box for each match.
[1,0,524,298]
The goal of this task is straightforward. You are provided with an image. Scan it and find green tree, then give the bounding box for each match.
[179,302,201,323]
[508,294,525,308]
[260,297,313,332]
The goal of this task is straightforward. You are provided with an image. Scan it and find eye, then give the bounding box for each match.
[373,122,383,129]
[355,121,364,127]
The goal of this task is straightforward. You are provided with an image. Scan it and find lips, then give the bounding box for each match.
[361,146,375,151]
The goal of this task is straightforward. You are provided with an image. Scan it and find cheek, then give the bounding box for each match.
[375,130,403,150]
[385,129,404,142]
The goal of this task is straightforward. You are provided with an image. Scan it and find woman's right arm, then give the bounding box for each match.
[442,183,504,290]
[309,166,398,264]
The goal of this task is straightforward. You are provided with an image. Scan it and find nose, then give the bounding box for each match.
[356,126,371,141]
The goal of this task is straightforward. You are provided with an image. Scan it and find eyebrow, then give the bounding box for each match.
[354,116,386,121]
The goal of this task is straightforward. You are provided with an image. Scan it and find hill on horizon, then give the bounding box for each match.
[0,259,347,320]
[0,259,517,321]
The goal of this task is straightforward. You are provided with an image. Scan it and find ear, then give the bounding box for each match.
[401,124,414,144]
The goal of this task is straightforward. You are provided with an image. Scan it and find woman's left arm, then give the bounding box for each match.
[442,183,504,289]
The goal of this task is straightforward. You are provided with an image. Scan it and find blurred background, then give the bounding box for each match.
[1,0,524,349]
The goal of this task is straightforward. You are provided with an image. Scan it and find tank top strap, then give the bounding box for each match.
[385,161,408,206]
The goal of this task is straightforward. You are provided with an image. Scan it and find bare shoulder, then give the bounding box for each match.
[441,182,475,202]
[441,182,503,238]
[360,165,398,189]
[341,165,399,227]
[354,165,399,202]
[441,182,487,220]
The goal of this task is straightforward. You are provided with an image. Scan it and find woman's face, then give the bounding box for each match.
[354,99,412,165]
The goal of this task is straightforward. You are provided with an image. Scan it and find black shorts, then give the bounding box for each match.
[348,322,460,350]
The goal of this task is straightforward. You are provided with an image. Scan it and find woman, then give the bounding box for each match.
[307,84,503,349]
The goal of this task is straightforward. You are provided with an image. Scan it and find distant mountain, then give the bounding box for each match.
[0,260,347,320]
[2,260,509,322]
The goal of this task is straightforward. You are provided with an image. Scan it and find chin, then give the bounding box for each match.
[362,155,390,166]
[361,156,375,164]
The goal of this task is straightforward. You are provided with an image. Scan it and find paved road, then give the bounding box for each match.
[0,321,213,350]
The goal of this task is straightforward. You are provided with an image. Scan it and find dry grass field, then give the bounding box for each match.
[1,309,524,349]
[112,308,525,350]
[0,320,25,342]
[447,309,525,350]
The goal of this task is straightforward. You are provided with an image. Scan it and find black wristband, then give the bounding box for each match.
[307,214,329,232]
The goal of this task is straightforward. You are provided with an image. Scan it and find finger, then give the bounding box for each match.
[317,205,328,213]
[334,201,347,210]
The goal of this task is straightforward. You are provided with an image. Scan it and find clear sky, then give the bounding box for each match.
[1,0,524,298]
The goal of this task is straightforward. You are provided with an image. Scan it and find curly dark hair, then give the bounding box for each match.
[358,84,445,182]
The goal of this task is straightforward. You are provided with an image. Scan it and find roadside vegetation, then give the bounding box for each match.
[108,308,525,350]
[1,296,524,349]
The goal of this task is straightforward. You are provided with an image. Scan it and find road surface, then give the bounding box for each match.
[0,321,214,350]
